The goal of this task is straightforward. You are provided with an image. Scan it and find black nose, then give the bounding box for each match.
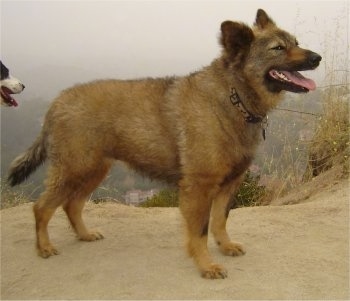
[309,52,322,67]
[21,83,25,89]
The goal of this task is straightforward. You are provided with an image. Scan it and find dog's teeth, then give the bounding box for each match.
[273,71,291,82]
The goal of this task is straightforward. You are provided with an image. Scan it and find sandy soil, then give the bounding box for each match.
[1,179,349,300]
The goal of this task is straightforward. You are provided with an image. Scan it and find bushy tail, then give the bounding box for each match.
[8,132,47,186]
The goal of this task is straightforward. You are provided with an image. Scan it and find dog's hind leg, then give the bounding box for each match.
[33,166,68,258]
[210,175,246,257]
[63,199,104,241]
[34,161,111,258]
[33,197,60,258]
[62,162,111,241]
[179,176,227,279]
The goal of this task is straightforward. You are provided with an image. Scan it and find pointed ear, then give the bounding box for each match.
[220,21,254,59]
[255,9,275,29]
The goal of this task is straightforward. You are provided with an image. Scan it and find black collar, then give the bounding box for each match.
[229,88,268,139]
[229,88,266,123]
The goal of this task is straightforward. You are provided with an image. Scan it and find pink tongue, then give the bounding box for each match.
[11,97,18,107]
[282,71,316,91]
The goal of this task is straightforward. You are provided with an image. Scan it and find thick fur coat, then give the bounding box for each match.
[8,9,321,278]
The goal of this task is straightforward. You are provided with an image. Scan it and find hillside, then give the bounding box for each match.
[1,174,348,300]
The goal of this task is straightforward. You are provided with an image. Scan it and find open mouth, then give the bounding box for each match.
[267,69,316,93]
[1,86,18,106]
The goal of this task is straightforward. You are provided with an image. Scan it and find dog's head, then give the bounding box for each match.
[1,61,25,107]
[220,9,322,95]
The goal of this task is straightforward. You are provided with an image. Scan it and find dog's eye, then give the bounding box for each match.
[271,45,285,51]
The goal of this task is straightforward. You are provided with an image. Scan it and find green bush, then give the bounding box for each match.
[139,189,179,207]
[235,171,266,207]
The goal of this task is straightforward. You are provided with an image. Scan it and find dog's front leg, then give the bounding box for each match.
[211,175,246,257]
[179,176,227,279]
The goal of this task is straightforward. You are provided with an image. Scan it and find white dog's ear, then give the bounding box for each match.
[254,9,276,29]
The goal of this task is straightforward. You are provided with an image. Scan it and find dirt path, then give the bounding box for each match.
[1,180,349,300]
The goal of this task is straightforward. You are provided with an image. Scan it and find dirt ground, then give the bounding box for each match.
[1,178,349,300]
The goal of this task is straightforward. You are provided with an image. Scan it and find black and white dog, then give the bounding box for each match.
[1,61,25,107]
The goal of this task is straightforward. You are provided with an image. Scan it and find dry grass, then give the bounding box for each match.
[0,179,30,209]
[303,87,349,181]
[256,84,349,205]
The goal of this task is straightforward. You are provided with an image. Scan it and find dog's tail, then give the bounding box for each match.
[8,131,47,186]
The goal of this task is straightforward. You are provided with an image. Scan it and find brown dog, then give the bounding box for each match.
[8,9,321,279]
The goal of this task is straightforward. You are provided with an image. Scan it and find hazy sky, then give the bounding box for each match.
[1,0,349,102]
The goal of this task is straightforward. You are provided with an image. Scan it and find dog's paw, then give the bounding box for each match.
[201,263,228,279]
[79,231,104,241]
[38,244,60,258]
[220,241,246,256]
